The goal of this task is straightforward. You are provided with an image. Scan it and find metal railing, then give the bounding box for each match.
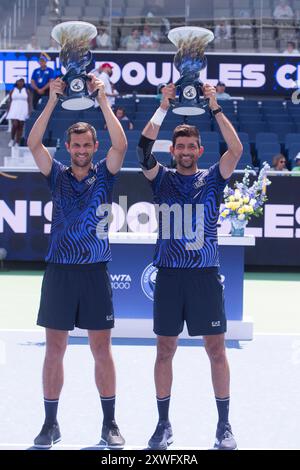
[0,94,10,125]
[0,0,31,49]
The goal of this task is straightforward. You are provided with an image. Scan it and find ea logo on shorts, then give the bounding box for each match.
[183,85,197,100]
[70,78,84,92]
[141,263,158,301]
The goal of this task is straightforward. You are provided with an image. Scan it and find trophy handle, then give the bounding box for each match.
[198,82,210,108]
[54,71,71,100]
[157,83,176,108]
[86,75,100,99]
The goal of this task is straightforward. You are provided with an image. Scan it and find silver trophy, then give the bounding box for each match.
[51,21,98,110]
[167,26,214,115]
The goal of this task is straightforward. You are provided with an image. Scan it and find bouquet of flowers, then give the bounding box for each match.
[220,162,271,224]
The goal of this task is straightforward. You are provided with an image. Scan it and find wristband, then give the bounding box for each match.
[211,106,223,116]
[150,107,168,126]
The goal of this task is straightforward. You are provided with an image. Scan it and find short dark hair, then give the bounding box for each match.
[66,122,97,144]
[15,78,25,87]
[172,124,201,147]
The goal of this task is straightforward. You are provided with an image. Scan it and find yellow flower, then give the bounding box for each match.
[234,189,241,199]
[244,205,254,214]
[238,207,245,214]
[221,209,229,218]
[243,196,249,203]
[229,195,235,202]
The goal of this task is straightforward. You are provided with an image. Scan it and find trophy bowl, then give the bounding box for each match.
[51,21,98,110]
[167,26,214,116]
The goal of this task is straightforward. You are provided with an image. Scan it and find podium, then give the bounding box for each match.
[71,232,255,340]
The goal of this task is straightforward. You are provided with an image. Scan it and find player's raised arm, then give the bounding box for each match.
[202,83,243,179]
[88,73,127,175]
[137,84,176,181]
[27,78,65,176]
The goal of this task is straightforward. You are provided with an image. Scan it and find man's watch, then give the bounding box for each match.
[211,106,223,116]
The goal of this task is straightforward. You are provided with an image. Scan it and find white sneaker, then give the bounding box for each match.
[8,139,14,147]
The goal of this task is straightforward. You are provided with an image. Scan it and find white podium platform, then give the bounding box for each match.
[71,232,255,341]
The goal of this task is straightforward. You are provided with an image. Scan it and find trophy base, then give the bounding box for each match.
[61,96,95,111]
[172,106,206,116]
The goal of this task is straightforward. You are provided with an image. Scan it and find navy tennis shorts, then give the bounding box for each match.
[37,262,114,331]
[153,267,226,336]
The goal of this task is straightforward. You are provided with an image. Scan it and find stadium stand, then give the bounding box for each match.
[1,0,300,53]
[21,94,300,170]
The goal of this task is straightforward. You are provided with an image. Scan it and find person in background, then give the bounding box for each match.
[216,82,231,100]
[30,53,54,109]
[94,26,112,50]
[214,19,231,42]
[93,63,118,108]
[141,0,165,17]
[271,154,289,172]
[121,28,141,51]
[26,34,40,50]
[273,0,294,19]
[140,25,159,50]
[291,153,300,175]
[6,78,31,147]
[105,107,134,131]
[283,41,299,55]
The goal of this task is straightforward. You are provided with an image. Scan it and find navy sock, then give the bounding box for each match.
[100,395,115,425]
[157,396,170,422]
[44,398,59,425]
[215,397,230,424]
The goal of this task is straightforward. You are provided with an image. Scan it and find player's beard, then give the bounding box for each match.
[71,153,93,168]
[177,154,196,169]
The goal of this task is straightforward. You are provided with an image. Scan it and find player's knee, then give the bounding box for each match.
[89,340,111,360]
[156,340,177,362]
[45,343,66,362]
[205,341,226,363]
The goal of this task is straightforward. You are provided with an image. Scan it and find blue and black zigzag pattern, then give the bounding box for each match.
[46,160,114,264]
[152,163,228,268]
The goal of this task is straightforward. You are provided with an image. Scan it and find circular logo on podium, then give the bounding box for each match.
[70,78,84,92]
[141,263,158,301]
[183,85,197,100]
